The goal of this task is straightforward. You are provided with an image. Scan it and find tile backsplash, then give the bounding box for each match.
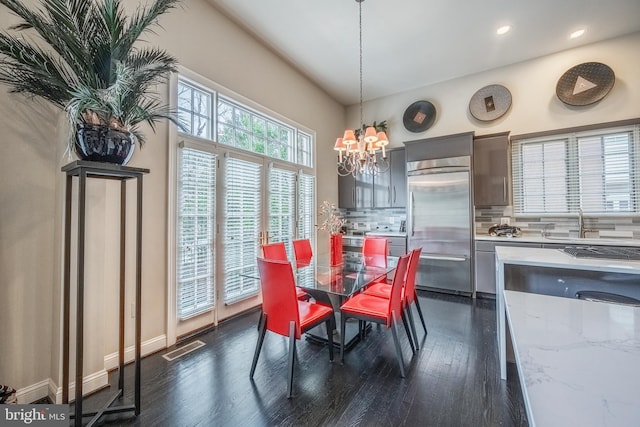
[475,206,640,240]
[341,208,407,234]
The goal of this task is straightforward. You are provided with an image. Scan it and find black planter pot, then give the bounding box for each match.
[75,124,135,165]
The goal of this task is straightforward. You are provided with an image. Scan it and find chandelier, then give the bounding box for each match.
[334,0,390,177]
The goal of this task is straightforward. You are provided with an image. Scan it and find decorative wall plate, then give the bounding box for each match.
[469,84,512,122]
[555,62,615,106]
[403,100,436,133]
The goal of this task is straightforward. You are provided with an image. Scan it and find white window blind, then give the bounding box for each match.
[268,167,296,255]
[298,173,315,241]
[177,148,216,319]
[512,125,639,215]
[223,157,262,304]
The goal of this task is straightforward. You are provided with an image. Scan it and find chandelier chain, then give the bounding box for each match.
[359,0,363,132]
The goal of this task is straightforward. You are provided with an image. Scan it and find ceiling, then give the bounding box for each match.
[208,0,640,106]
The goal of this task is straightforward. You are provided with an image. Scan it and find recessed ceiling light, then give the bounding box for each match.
[496,25,511,35]
[570,29,585,39]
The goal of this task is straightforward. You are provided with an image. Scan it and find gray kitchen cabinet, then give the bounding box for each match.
[338,174,356,209]
[338,171,373,209]
[373,148,407,208]
[473,133,510,207]
[474,240,542,295]
[387,235,407,256]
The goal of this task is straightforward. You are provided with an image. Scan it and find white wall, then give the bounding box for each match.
[348,32,640,147]
[0,0,344,398]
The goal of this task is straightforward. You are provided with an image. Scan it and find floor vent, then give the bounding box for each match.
[162,340,205,362]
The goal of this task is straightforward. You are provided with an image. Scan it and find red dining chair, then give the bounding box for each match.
[292,239,313,264]
[362,237,389,268]
[339,253,411,377]
[262,242,309,300]
[262,242,288,261]
[363,248,425,349]
[250,258,334,398]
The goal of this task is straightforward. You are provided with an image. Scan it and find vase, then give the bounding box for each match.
[330,233,343,266]
[75,123,135,165]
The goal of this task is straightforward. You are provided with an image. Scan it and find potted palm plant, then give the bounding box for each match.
[0,0,181,165]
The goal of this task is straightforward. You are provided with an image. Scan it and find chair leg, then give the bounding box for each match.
[400,309,415,353]
[414,292,428,335]
[287,321,296,398]
[325,318,334,362]
[405,303,419,351]
[250,313,267,379]
[390,310,406,378]
[340,313,347,363]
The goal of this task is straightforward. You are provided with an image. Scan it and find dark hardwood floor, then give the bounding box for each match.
[82,291,528,426]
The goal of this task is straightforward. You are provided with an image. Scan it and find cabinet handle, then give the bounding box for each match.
[393,186,396,204]
[503,177,507,202]
[388,185,392,205]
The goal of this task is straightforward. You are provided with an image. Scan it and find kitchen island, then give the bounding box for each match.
[504,290,640,427]
[495,246,640,380]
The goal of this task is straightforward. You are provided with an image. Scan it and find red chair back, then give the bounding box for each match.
[404,248,422,303]
[387,254,410,326]
[292,239,313,262]
[256,258,302,338]
[262,242,288,261]
[362,237,388,267]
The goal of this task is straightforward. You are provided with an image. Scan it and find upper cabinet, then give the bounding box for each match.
[374,148,406,208]
[339,148,407,209]
[473,133,510,207]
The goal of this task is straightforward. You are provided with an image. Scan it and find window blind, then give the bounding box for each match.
[177,148,216,319]
[298,172,315,241]
[268,167,296,255]
[223,157,262,304]
[512,125,639,215]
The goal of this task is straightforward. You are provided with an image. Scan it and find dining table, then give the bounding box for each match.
[246,254,399,350]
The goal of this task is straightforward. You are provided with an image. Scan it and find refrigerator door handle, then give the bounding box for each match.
[410,191,415,237]
[421,254,468,262]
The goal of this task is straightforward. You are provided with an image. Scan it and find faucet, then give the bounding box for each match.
[578,208,596,238]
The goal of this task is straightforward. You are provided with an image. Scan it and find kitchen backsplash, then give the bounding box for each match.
[475,206,640,240]
[341,208,407,234]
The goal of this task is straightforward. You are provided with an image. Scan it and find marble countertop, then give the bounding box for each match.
[476,234,640,247]
[495,246,640,274]
[365,231,407,237]
[504,290,640,427]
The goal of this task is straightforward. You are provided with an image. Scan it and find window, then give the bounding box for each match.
[177,77,313,167]
[512,124,640,215]
[177,81,213,139]
[177,147,216,319]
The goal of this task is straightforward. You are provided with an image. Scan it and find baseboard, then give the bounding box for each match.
[50,370,109,404]
[103,334,167,371]
[15,379,49,404]
[18,335,166,404]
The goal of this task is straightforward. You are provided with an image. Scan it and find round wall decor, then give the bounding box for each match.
[555,62,615,106]
[469,84,512,122]
[402,100,436,133]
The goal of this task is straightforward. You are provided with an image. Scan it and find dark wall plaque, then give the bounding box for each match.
[403,100,436,133]
[556,62,615,106]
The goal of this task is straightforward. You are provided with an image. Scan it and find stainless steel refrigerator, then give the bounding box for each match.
[407,156,473,294]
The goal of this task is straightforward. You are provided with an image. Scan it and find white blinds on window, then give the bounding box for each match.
[177,148,216,319]
[223,157,262,304]
[268,167,296,255]
[512,125,639,215]
[298,173,315,240]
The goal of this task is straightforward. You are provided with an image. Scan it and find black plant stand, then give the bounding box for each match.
[61,161,149,427]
